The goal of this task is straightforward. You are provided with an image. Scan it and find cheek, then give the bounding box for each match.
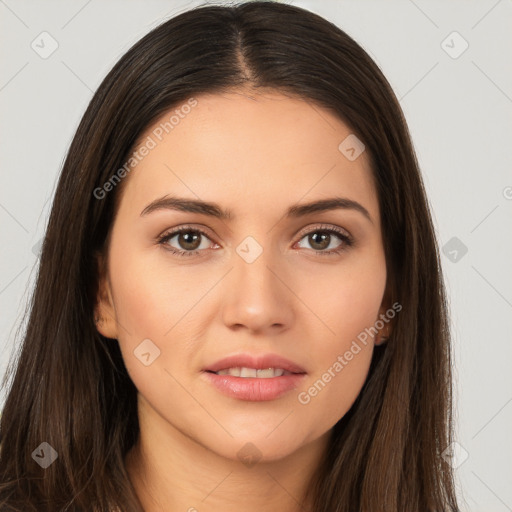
[107,242,216,386]
[298,342,373,433]
[293,253,385,425]
[108,243,205,338]
[297,281,380,429]
[296,249,386,344]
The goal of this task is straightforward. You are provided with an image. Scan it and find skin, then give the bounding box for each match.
[95,89,393,512]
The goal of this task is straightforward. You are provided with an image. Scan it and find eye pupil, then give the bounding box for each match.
[179,231,201,250]
[309,232,330,250]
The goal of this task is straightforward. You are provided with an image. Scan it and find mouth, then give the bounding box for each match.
[205,367,297,378]
[203,352,307,376]
[202,353,307,401]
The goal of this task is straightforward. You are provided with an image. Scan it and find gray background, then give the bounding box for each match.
[1,0,511,510]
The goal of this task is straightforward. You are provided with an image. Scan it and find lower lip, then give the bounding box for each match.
[202,371,306,401]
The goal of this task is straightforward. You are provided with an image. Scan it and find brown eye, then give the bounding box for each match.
[158,228,215,257]
[307,232,332,251]
[175,231,202,251]
[296,227,353,256]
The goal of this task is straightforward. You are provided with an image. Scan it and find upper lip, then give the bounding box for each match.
[203,353,307,374]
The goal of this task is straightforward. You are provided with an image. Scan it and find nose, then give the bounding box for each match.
[221,243,295,334]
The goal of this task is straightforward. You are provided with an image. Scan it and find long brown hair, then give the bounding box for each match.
[0,2,459,510]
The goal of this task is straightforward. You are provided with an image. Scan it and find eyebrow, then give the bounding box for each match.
[140,195,373,224]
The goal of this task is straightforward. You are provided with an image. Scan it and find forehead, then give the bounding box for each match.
[117,90,379,225]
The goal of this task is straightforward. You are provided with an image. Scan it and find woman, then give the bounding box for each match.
[0,1,460,511]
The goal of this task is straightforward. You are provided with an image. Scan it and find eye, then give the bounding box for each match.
[295,225,354,256]
[157,226,216,257]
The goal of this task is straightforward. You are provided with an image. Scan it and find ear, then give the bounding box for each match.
[94,250,119,340]
[374,287,396,346]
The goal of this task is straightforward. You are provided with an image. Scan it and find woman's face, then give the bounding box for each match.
[96,89,389,462]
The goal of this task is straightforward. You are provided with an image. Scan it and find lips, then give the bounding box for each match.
[202,353,308,401]
[203,353,307,375]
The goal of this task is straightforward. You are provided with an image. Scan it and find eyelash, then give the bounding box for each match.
[156,224,354,258]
